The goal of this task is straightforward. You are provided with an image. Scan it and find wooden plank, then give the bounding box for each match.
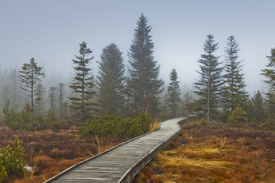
[44,117,187,183]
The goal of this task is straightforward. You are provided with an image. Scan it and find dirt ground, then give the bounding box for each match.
[133,122,275,183]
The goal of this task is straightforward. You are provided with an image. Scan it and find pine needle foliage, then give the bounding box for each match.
[47,86,57,114]
[127,14,164,116]
[19,58,45,127]
[261,48,275,89]
[261,48,275,129]
[69,41,97,122]
[227,106,248,124]
[56,82,65,118]
[2,105,31,130]
[221,36,248,112]
[34,83,46,114]
[97,43,125,115]
[249,91,267,122]
[194,35,223,120]
[262,91,275,130]
[80,112,153,138]
[167,68,181,117]
[0,138,26,180]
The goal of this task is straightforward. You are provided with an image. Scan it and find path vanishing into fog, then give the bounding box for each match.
[44,117,187,183]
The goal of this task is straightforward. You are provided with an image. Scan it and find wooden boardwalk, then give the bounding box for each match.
[44,117,186,183]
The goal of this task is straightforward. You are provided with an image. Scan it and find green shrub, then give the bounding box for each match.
[2,106,31,131]
[0,138,26,182]
[80,112,153,138]
[199,118,208,125]
[228,106,248,123]
[0,163,7,183]
[2,106,61,131]
[43,108,61,129]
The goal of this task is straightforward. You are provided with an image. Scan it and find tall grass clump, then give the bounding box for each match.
[80,112,154,138]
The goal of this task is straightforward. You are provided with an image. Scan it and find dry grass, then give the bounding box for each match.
[0,121,128,183]
[150,118,162,131]
[133,121,275,183]
[158,154,235,170]
[92,135,116,154]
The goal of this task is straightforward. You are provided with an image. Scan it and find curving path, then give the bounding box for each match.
[44,117,187,183]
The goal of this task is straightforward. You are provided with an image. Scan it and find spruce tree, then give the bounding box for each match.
[69,41,96,122]
[1,85,11,107]
[9,70,20,111]
[47,86,57,114]
[34,83,46,114]
[97,43,125,115]
[184,92,193,120]
[127,14,164,116]
[251,91,267,122]
[194,35,223,121]
[221,36,248,113]
[167,68,181,117]
[19,58,45,127]
[56,82,65,118]
[261,48,275,128]
[264,91,275,130]
[261,48,275,89]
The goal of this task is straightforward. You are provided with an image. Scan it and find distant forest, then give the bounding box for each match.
[1,14,275,130]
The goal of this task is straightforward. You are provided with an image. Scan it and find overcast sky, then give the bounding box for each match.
[1,0,274,96]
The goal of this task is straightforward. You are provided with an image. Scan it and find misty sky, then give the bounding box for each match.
[1,0,275,96]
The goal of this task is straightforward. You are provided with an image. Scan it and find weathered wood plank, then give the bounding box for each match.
[44,117,187,183]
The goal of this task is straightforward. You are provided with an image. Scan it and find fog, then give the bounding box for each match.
[1,0,275,99]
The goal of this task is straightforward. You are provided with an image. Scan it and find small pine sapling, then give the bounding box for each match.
[0,138,26,175]
[0,162,7,183]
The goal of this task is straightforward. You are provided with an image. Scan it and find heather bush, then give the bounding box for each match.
[80,112,153,138]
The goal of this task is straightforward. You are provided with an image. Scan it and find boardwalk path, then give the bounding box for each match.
[44,117,187,183]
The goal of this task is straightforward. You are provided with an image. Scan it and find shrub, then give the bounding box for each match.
[80,112,153,138]
[43,108,61,130]
[2,106,61,131]
[228,106,248,123]
[0,138,26,182]
[2,106,31,131]
[199,118,208,125]
[0,163,7,183]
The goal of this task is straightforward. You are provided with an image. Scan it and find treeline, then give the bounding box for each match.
[192,34,275,130]
[0,14,166,131]
[1,13,275,131]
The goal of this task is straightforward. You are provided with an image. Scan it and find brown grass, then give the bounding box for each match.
[150,118,162,131]
[133,121,275,183]
[0,121,127,183]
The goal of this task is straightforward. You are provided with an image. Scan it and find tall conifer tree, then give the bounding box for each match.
[10,70,20,111]
[167,68,181,117]
[57,82,65,118]
[127,14,164,116]
[221,36,248,113]
[69,41,96,122]
[1,85,11,107]
[47,86,57,114]
[261,48,275,128]
[97,43,125,115]
[251,91,267,122]
[34,83,46,114]
[194,35,223,121]
[19,58,45,127]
